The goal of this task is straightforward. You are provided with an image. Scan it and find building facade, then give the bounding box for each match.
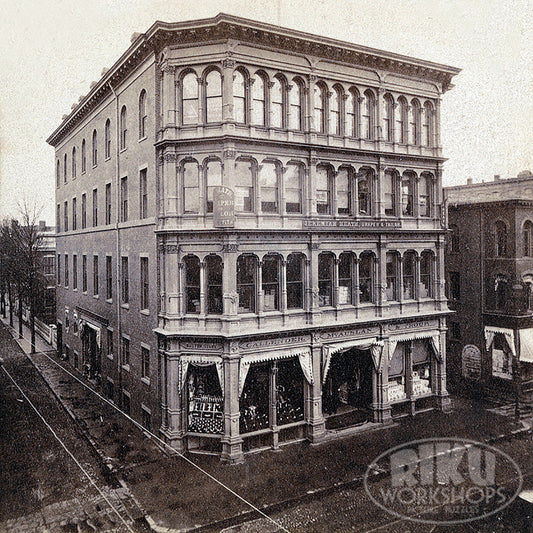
[445,172,533,406]
[48,14,459,462]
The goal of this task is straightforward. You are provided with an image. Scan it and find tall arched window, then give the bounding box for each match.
[383,93,394,142]
[206,255,223,315]
[56,160,60,188]
[396,97,408,144]
[410,99,421,145]
[105,119,111,159]
[237,255,257,313]
[72,147,76,178]
[423,101,433,147]
[289,78,303,130]
[316,165,332,214]
[81,139,86,173]
[259,161,278,213]
[495,221,507,257]
[318,253,334,307]
[287,253,304,309]
[235,159,254,213]
[420,251,434,298]
[359,252,374,303]
[419,174,432,217]
[403,252,416,300]
[233,70,246,124]
[383,170,397,216]
[362,90,375,139]
[251,73,266,126]
[64,153,67,183]
[357,169,372,215]
[262,254,281,311]
[386,252,399,301]
[401,172,415,217]
[338,252,354,304]
[184,255,201,314]
[314,83,326,133]
[347,88,360,137]
[92,129,97,166]
[524,221,533,257]
[182,72,199,125]
[285,163,302,214]
[330,86,342,135]
[120,106,127,150]
[205,70,222,123]
[183,161,200,214]
[271,76,284,128]
[205,159,222,213]
[336,167,351,215]
[138,90,147,138]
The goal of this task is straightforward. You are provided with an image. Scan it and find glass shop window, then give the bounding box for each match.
[412,340,432,395]
[388,343,407,402]
[276,359,304,425]
[187,365,223,434]
[240,363,270,432]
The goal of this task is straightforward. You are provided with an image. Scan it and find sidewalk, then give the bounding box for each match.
[2,314,532,532]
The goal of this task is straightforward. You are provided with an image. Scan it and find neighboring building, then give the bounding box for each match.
[445,171,533,406]
[37,220,57,324]
[47,13,459,462]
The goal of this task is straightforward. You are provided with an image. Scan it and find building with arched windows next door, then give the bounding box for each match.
[48,14,459,463]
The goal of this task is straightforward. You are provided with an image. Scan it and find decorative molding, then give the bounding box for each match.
[222,243,239,253]
[165,244,179,254]
[223,149,237,159]
[159,153,179,164]
[222,58,236,69]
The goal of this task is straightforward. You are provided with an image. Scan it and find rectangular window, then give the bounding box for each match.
[93,255,99,296]
[234,160,253,212]
[43,256,55,276]
[72,255,77,290]
[449,271,460,301]
[139,169,148,219]
[106,256,112,300]
[121,337,130,367]
[56,204,61,232]
[383,173,396,216]
[318,254,334,306]
[141,346,150,380]
[140,257,149,310]
[120,177,128,222]
[141,407,151,431]
[338,253,353,304]
[122,390,131,415]
[386,253,398,301]
[262,255,280,311]
[336,169,351,215]
[286,254,303,309]
[316,167,330,214]
[82,255,87,292]
[72,197,77,230]
[92,188,98,226]
[285,164,302,213]
[81,193,87,229]
[64,201,68,231]
[121,257,129,304]
[105,378,114,401]
[64,254,69,287]
[57,254,61,284]
[105,183,112,224]
[106,328,113,358]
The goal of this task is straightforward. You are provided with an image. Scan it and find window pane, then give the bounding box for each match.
[262,256,280,311]
[206,256,223,315]
[237,256,256,313]
[359,254,373,303]
[183,163,199,213]
[285,164,302,213]
[235,160,253,212]
[251,75,265,126]
[318,254,333,306]
[337,168,350,215]
[185,256,200,314]
[260,162,278,213]
[287,254,303,309]
[206,160,223,213]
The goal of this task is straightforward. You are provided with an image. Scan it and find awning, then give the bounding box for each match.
[388,330,441,362]
[519,329,533,363]
[484,326,515,357]
[239,347,312,397]
[179,355,224,395]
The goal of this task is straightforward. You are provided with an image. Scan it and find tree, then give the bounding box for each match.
[0,218,19,329]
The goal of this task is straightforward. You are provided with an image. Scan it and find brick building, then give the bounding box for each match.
[48,14,459,462]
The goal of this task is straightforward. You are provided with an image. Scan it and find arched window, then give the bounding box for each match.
[182,72,199,125]
[183,161,200,214]
[419,174,432,217]
[138,89,147,138]
[206,255,223,315]
[401,172,415,217]
[338,252,354,304]
[56,160,60,188]
[347,88,360,137]
[330,86,342,135]
[81,139,86,173]
[386,252,399,301]
[233,70,246,124]
[271,76,285,128]
[314,83,326,133]
[359,252,374,303]
[495,221,507,257]
[120,106,127,150]
[205,160,222,213]
[403,251,416,300]
[383,171,397,216]
[383,93,394,142]
[410,99,421,145]
[362,90,375,140]
[287,253,304,309]
[72,147,76,178]
[448,225,459,254]
[336,167,351,215]
[237,255,257,313]
[92,129,97,166]
[259,161,278,213]
[262,254,281,311]
[524,221,533,256]
[420,251,434,298]
[251,73,266,126]
[316,165,332,214]
[289,78,303,130]
[235,159,254,212]
[184,255,201,314]
[285,163,302,214]
[105,119,111,159]
[205,70,222,123]
[318,253,334,307]
[64,153,67,183]
[396,97,408,144]
[357,169,372,215]
[423,101,433,147]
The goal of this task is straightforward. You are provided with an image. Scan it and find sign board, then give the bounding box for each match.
[303,218,401,229]
[213,187,235,228]
[462,344,482,380]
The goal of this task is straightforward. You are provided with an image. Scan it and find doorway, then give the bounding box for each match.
[82,325,100,379]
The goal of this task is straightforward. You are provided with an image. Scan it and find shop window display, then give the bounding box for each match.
[412,340,432,395]
[276,359,304,425]
[187,364,223,434]
[388,343,407,401]
[240,363,270,432]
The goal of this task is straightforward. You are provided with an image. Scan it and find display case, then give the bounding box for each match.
[188,395,223,434]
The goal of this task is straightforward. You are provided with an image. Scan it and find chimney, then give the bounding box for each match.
[494,174,501,181]
[467,178,473,185]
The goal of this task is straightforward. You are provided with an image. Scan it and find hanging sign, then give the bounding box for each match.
[213,187,235,228]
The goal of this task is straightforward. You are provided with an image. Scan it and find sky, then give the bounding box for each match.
[0,0,531,223]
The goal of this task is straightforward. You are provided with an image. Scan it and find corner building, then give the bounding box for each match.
[48,14,459,462]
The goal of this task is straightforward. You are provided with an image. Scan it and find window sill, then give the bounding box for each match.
[141,377,150,386]
[122,364,130,372]
[106,353,113,360]
[138,136,147,143]
[73,288,78,293]
[105,157,111,162]
[140,309,150,316]
[106,298,112,304]
[92,165,97,169]
[93,295,100,300]
[120,148,127,153]
[121,303,129,310]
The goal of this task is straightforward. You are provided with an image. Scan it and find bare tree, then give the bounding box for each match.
[0,218,19,329]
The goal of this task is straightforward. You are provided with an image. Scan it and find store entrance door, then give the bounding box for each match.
[322,348,373,429]
[82,326,100,379]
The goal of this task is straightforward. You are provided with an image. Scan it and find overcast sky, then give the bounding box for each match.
[0,0,531,222]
